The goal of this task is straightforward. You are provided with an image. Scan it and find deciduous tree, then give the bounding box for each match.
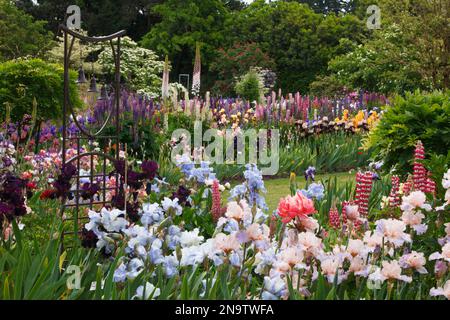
[0,0,54,61]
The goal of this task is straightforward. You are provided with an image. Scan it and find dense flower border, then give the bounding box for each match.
[81,148,449,300]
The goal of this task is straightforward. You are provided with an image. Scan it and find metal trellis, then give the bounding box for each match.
[60,25,126,247]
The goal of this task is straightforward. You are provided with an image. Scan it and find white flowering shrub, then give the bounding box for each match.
[96,37,164,98]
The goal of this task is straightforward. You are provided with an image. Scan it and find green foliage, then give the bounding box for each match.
[226,1,365,93]
[308,74,348,97]
[101,111,211,164]
[0,0,55,61]
[15,0,72,33]
[234,68,266,102]
[141,0,368,95]
[14,0,447,97]
[326,27,430,94]
[378,0,450,90]
[166,111,211,139]
[423,152,450,198]
[102,116,165,162]
[78,0,163,41]
[0,217,109,300]
[174,184,216,237]
[320,0,450,94]
[366,90,450,175]
[14,0,372,97]
[276,132,370,178]
[16,0,163,41]
[214,132,370,181]
[0,230,260,300]
[46,29,101,73]
[222,0,246,11]
[140,0,229,91]
[210,42,275,96]
[20,194,61,246]
[0,58,82,122]
[295,0,359,14]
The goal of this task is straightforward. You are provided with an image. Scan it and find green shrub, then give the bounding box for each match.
[424,152,450,198]
[211,42,275,96]
[0,0,55,61]
[235,68,265,103]
[102,116,165,161]
[365,90,450,175]
[0,58,82,122]
[167,112,211,137]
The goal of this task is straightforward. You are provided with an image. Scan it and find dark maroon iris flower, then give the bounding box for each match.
[127,171,143,189]
[53,176,72,197]
[62,163,77,179]
[0,172,27,221]
[113,160,126,176]
[0,202,14,216]
[172,185,191,207]
[14,205,27,217]
[111,190,125,210]
[141,160,158,180]
[81,227,98,249]
[81,183,101,200]
[3,174,26,192]
[126,201,140,223]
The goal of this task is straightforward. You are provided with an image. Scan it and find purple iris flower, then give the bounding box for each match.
[304,166,316,181]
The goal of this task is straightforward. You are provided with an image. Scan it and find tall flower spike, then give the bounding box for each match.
[191,42,201,97]
[355,172,364,205]
[402,175,413,196]
[328,207,340,229]
[389,175,401,207]
[355,171,373,217]
[341,200,349,225]
[211,180,225,222]
[425,171,436,196]
[413,140,427,192]
[161,55,170,100]
[353,218,363,230]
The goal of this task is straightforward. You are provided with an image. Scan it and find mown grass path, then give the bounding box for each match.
[225,171,355,213]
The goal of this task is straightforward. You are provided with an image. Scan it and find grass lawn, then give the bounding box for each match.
[225,171,355,213]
